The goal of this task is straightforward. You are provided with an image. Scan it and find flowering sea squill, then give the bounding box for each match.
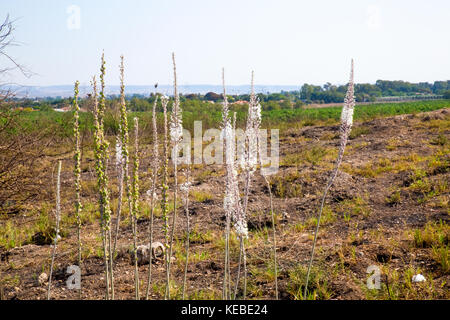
[304,59,355,299]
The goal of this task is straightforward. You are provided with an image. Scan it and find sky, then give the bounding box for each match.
[0,0,449,87]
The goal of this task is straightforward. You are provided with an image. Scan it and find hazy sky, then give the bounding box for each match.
[1,0,449,87]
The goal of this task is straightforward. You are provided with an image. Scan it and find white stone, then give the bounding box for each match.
[38,273,48,285]
[135,242,165,265]
[412,274,426,282]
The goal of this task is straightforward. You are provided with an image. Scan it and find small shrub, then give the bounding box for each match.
[287,264,331,300]
[190,190,213,203]
[386,190,401,206]
[430,134,448,146]
[304,146,327,166]
[182,227,213,244]
[349,126,370,139]
[337,196,371,217]
[432,245,449,272]
[270,170,302,198]
[306,205,335,227]
[413,220,449,248]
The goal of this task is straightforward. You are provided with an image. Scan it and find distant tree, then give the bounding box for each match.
[39,103,54,112]
[262,101,280,111]
[185,93,199,100]
[279,99,291,109]
[433,81,448,94]
[292,101,303,109]
[204,91,221,101]
[443,90,450,100]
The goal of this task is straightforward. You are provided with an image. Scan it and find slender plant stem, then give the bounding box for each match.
[264,177,278,299]
[145,92,159,300]
[104,157,114,300]
[112,163,123,257]
[221,70,233,300]
[223,215,231,299]
[160,96,170,300]
[76,215,82,299]
[47,160,62,300]
[232,176,249,300]
[99,53,114,299]
[233,237,243,299]
[228,112,236,299]
[181,170,190,299]
[118,55,138,299]
[132,213,138,299]
[243,241,247,300]
[99,195,110,300]
[241,171,251,300]
[145,171,157,299]
[304,59,354,299]
[167,52,182,299]
[132,117,140,300]
[167,159,177,300]
[108,222,114,299]
[303,169,337,299]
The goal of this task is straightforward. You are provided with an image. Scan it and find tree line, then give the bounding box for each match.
[8,79,450,112]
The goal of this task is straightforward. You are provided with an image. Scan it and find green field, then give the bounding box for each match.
[6,99,449,138]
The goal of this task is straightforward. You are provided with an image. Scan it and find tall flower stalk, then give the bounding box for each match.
[92,75,108,299]
[72,80,83,299]
[235,71,261,299]
[118,55,139,300]
[304,59,355,299]
[161,95,171,299]
[221,68,244,300]
[221,68,232,300]
[131,116,141,299]
[145,88,159,300]
[99,54,115,300]
[47,160,62,300]
[92,60,114,299]
[167,52,183,299]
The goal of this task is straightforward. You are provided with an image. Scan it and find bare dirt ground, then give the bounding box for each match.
[0,108,449,300]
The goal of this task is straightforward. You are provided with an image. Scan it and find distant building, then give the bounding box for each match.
[54,106,71,112]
